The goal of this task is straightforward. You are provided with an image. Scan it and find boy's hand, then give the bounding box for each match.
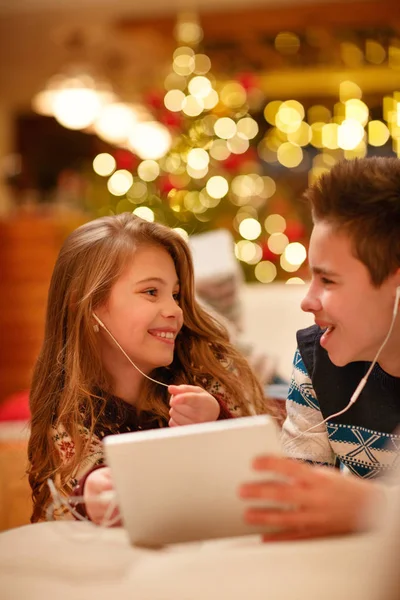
[239,455,384,541]
[168,384,220,426]
[84,466,121,526]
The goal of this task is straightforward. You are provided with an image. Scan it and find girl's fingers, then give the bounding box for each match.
[169,409,194,426]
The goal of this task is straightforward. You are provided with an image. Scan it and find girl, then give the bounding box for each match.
[28,213,270,524]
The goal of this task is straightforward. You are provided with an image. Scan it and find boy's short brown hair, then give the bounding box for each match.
[304,157,400,286]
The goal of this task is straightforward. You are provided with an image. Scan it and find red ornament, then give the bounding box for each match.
[285,220,306,242]
[158,176,175,194]
[261,243,277,262]
[236,72,260,91]
[144,90,164,111]
[159,111,182,129]
[113,149,138,171]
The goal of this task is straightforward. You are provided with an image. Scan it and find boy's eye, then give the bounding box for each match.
[321,277,334,285]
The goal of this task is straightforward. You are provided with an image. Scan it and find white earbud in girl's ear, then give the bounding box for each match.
[394,286,400,319]
[92,312,102,333]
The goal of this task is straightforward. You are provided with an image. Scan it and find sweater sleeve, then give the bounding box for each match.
[281,349,335,466]
[50,423,105,502]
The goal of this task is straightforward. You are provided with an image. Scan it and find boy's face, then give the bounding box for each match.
[301,221,399,368]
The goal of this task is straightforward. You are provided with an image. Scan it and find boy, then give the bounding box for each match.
[240,157,400,540]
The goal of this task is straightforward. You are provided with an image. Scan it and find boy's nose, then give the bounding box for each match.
[301,287,321,314]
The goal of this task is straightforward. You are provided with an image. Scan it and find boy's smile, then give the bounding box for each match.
[301,221,400,373]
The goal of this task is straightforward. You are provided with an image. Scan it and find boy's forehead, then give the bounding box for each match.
[309,221,359,271]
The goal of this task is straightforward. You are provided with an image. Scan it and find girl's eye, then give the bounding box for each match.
[144,289,157,297]
[173,292,180,303]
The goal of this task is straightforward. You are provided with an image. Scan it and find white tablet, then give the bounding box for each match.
[104,415,282,546]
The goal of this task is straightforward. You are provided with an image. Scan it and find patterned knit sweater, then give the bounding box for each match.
[282,325,400,479]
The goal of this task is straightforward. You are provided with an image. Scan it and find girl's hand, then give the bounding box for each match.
[168,384,220,427]
[83,466,121,526]
[239,455,385,541]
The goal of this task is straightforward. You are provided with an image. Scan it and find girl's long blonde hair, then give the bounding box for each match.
[28,213,269,522]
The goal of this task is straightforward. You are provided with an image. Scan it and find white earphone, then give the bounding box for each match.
[92,313,170,388]
[287,285,400,445]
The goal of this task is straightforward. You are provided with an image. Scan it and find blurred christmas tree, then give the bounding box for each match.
[89,14,312,283]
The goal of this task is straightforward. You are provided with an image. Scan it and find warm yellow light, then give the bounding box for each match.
[338,119,365,150]
[203,90,219,109]
[276,101,303,133]
[188,76,212,99]
[345,99,369,126]
[199,190,221,208]
[365,40,386,65]
[129,122,172,160]
[127,181,147,202]
[173,227,189,241]
[368,121,390,146]
[237,117,259,140]
[340,42,364,68]
[214,117,237,139]
[182,95,204,116]
[277,142,303,168]
[94,103,143,144]
[220,82,247,108]
[239,218,262,240]
[255,261,277,283]
[187,148,209,170]
[344,140,367,160]
[175,21,203,45]
[232,175,257,198]
[107,170,133,196]
[53,88,104,130]
[262,177,277,199]
[164,72,187,91]
[133,206,155,222]
[164,89,185,112]
[339,80,362,102]
[186,164,209,179]
[310,122,326,148]
[264,101,282,125]
[93,153,116,177]
[206,175,229,199]
[210,139,231,161]
[235,240,262,265]
[193,54,211,74]
[286,277,305,284]
[137,160,160,182]
[389,46,400,70]
[173,53,195,76]
[275,32,300,55]
[322,123,339,149]
[280,254,301,273]
[227,135,249,154]
[308,105,331,124]
[288,122,312,147]
[265,214,286,234]
[284,242,307,266]
[267,232,289,255]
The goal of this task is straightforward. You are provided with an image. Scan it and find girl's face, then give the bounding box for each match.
[301,221,399,369]
[95,244,183,375]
